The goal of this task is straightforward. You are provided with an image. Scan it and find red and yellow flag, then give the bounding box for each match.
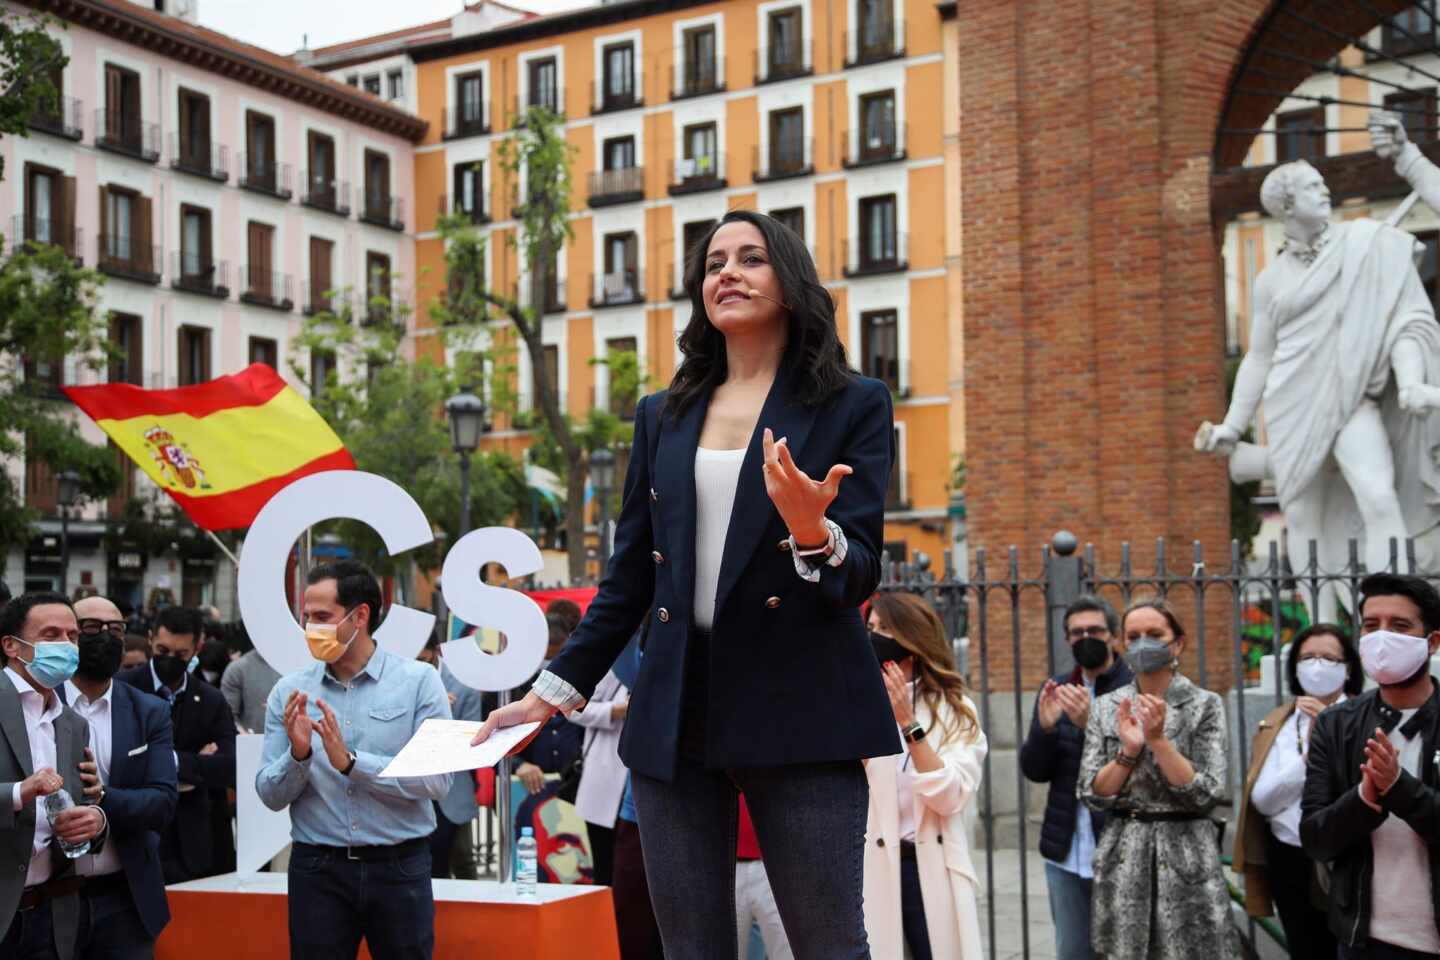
[64,363,354,531]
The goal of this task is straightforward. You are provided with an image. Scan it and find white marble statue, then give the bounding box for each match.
[1198,137,1440,604]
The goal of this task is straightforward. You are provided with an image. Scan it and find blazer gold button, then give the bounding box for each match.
[657,608,670,622]
[777,539,792,552]
[765,596,781,609]
[652,551,665,564]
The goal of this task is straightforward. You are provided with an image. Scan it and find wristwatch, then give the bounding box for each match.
[340,751,357,776]
[903,722,926,743]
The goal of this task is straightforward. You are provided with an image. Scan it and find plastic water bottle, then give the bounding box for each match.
[44,789,90,858]
[516,826,538,897]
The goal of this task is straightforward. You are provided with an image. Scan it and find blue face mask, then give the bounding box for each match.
[10,637,80,689]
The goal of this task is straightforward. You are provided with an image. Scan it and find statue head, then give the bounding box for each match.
[1260,160,1331,231]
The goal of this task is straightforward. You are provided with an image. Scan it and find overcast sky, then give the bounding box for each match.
[198,0,590,56]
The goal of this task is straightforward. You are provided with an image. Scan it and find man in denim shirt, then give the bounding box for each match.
[257,560,451,960]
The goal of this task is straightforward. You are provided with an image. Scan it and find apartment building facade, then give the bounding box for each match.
[0,0,426,611]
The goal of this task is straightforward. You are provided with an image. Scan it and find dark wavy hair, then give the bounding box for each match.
[666,210,852,418]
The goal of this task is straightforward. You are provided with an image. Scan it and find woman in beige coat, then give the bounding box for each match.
[862,592,988,959]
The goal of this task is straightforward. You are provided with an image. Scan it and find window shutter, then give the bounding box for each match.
[135,195,152,269]
[61,177,75,254]
[178,92,190,154]
[98,185,109,251]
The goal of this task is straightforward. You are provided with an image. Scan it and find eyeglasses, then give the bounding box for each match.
[1297,654,1345,664]
[1067,626,1111,641]
[78,618,126,638]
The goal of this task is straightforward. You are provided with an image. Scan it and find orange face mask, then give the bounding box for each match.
[304,608,357,663]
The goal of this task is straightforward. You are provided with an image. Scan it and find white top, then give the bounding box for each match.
[1251,705,1321,848]
[895,682,919,842]
[1369,708,1440,954]
[692,447,746,631]
[7,666,62,886]
[64,680,123,877]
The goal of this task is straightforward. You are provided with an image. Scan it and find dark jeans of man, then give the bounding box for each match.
[631,759,870,960]
[79,880,154,960]
[1044,861,1095,960]
[1341,942,1440,959]
[1263,833,1336,960]
[899,846,934,960]
[2,897,90,960]
[587,822,615,888]
[611,818,663,960]
[288,841,435,960]
[428,805,458,879]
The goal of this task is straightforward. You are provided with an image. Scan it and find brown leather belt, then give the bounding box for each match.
[18,875,84,911]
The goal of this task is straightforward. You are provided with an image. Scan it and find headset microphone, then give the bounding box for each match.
[747,289,793,311]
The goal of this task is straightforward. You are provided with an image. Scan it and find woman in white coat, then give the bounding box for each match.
[863,592,988,960]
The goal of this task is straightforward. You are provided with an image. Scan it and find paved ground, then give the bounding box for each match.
[974,850,1058,960]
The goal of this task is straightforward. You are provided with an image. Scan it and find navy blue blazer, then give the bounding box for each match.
[547,367,902,781]
[94,681,177,937]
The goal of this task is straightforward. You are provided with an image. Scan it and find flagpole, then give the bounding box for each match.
[201,529,239,567]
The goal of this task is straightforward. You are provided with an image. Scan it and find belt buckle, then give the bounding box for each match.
[346,846,360,862]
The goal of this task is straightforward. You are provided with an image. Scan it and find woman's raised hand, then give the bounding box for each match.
[761,427,852,546]
[1116,697,1145,757]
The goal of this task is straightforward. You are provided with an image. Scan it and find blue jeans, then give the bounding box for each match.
[1045,861,1095,960]
[632,760,871,960]
[288,841,435,960]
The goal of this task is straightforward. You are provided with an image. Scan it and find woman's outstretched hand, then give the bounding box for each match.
[761,427,852,546]
[470,691,557,746]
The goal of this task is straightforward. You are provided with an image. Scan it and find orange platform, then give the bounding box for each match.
[156,874,621,959]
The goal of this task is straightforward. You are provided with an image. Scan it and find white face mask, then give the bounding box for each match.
[1359,630,1433,686]
[1296,658,1347,698]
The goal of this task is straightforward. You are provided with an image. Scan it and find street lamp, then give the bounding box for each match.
[56,471,81,597]
[445,389,486,538]
[589,447,616,571]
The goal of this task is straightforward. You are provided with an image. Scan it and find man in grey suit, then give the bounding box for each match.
[417,633,484,878]
[1,591,109,960]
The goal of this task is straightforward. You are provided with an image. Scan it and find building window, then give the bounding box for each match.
[179,204,213,287]
[25,435,57,513]
[1385,87,1437,144]
[387,70,404,100]
[247,221,275,302]
[1275,107,1326,163]
[602,232,638,302]
[367,251,392,322]
[860,309,899,391]
[860,195,899,267]
[177,87,211,169]
[364,149,391,220]
[345,74,359,87]
[453,161,486,222]
[605,336,638,418]
[109,313,142,385]
[307,131,337,205]
[528,57,558,112]
[23,163,61,246]
[683,25,719,95]
[859,91,897,159]
[249,336,278,369]
[362,74,381,95]
[683,219,716,262]
[534,343,561,407]
[604,136,636,171]
[768,8,804,77]
[102,63,142,149]
[177,326,211,386]
[771,206,805,240]
[1382,6,1437,57]
[857,0,896,60]
[455,70,486,134]
[311,349,336,391]
[99,185,152,274]
[683,123,718,178]
[768,107,806,174]
[602,42,636,109]
[245,110,277,188]
[308,236,334,314]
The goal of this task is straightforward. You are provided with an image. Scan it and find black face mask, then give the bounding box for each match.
[1072,635,1111,670]
[152,653,188,686]
[76,634,124,681]
[870,630,912,665]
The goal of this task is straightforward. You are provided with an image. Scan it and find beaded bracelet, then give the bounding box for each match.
[1115,751,1139,769]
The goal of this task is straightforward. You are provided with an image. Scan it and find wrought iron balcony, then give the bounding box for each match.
[302,281,345,317]
[512,91,564,124]
[444,103,491,140]
[753,138,814,182]
[589,270,644,308]
[672,59,725,100]
[844,232,909,277]
[845,21,906,67]
[587,167,645,207]
[844,123,908,168]
[360,191,405,231]
[238,156,293,200]
[170,253,230,298]
[28,96,83,140]
[440,191,491,225]
[95,111,159,162]
[592,80,642,116]
[97,235,160,284]
[301,174,351,217]
[668,154,726,195]
[753,46,812,85]
[240,267,294,311]
[169,133,229,182]
[10,216,80,260]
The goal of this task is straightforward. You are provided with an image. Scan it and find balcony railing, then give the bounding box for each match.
[10,216,80,260]
[440,191,492,225]
[301,174,351,217]
[753,46,812,85]
[97,235,160,284]
[668,153,726,195]
[845,123,908,168]
[444,103,491,139]
[587,167,645,207]
[240,267,294,311]
[844,232,909,277]
[591,80,642,115]
[302,281,345,317]
[28,96,83,140]
[885,469,912,510]
[672,59,725,100]
[845,21,906,67]
[589,270,644,308]
[513,278,567,314]
[169,133,229,182]
[512,91,564,123]
[239,156,293,200]
[360,191,405,231]
[362,287,409,329]
[170,253,230,298]
[94,111,160,162]
[753,138,814,181]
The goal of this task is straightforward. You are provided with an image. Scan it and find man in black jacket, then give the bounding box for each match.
[1301,573,1440,959]
[117,605,236,883]
[1020,595,1133,960]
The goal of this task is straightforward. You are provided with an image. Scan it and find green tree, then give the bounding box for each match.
[291,282,527,578]
[0,239,119,554]
[1,9,66,183]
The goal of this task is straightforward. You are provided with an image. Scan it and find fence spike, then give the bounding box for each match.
[1007,545,1019,580]
[1267,538,1280,578]
[1389,536,1400,574]
[1192,539,1204,578]
[1307,537,1319,578]
[1348,538,1360,577]
[1155,537,1167,580]
[1407,537,1418,575]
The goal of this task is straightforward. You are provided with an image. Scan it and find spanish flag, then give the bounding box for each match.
[64,364,355,531]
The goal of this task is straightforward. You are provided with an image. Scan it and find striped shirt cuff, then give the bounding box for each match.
[532,669,585,711]
[790,518,848,584]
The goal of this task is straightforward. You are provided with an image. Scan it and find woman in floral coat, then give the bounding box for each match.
[1079,599,1235,960]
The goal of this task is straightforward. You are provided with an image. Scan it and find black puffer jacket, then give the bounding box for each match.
[1019,657,1133,863]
